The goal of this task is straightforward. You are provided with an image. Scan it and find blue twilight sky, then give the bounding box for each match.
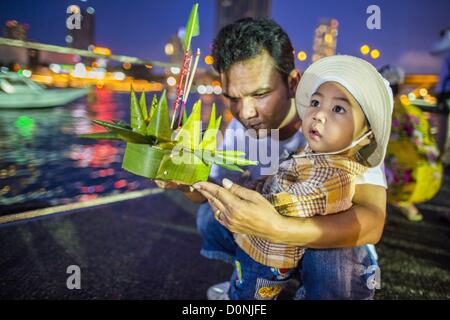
[0,0,449,73]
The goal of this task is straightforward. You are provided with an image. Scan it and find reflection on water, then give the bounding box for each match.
[0,89,227,216]
[0,89,146,215]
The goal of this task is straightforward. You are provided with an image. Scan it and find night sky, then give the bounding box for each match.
[0,0,449,73]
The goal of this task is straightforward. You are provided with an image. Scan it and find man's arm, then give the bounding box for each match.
[193,180,387,248]
[273,184,387,248]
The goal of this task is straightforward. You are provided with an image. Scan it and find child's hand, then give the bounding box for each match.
[244,176,268,193]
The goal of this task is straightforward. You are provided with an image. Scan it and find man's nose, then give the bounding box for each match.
[241,97,257,119]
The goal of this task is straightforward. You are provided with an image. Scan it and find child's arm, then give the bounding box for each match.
[244,176,269,192]
[268,168,356,218]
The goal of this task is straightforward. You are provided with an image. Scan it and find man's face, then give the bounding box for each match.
[220,51,294,138]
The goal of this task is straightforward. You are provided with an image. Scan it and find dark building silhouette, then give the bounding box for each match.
[215,0,271,36]
[165,33,184,64]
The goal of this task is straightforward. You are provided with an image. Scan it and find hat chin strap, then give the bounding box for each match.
[293,130,373,158]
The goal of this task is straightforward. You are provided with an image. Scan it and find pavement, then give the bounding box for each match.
[0,181,449,300]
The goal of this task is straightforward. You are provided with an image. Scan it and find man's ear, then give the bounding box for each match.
[287,69,301,98]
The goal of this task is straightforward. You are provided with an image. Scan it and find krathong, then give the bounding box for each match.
[80,3,257,185]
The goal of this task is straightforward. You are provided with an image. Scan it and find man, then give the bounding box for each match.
[159,18,386,299]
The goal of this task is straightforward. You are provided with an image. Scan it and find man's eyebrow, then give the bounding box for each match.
[222,87,272,99]
[250,87,272,95]
[311,91,323,97]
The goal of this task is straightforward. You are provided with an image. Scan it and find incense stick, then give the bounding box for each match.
[170,50,192,129]
[182,56,193,101]
[178,48,201,127]
[182,48,200,103]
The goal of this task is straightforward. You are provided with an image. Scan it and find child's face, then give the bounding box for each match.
[302,81,369,153]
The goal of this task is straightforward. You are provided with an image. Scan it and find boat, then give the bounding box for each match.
[0,72,89,109]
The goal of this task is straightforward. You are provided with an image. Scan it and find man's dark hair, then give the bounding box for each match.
[212,18,295,82]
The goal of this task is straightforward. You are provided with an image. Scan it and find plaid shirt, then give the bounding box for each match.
[234,147,367,269]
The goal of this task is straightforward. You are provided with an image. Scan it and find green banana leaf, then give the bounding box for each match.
[195,149,257,170]
[92,120,154,144]
[79,131,122,141]
[181,108,188,126]
[130,87,146,135]
[174,99,201,149]
[199,103,221,151]
[112,120,132,130]
[139,91,148,121]
[182,3,199,51]
[215,150,247,157]
[197,150,243,172]
[149,95,158,120]
[122,143,166,178]
[146,90,172,142]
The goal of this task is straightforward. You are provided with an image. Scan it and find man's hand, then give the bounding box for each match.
[193,179,283,238]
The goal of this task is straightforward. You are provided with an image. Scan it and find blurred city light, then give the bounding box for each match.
[92,46,111,56]
[205,85,214,94]
[73,63,87,77]
[330,19,339,28]
[197,85,206,94]
[360,45,370,55]
[165,43,174,55]
[22,69,32,77]
[370,49,380,59]
[113,72,126,81]
[213,86,222,95]
[167,76,176,86]
[15,116,35,139]
[204,55,214,65]
[297,51,307,61]
[67,5,80,14]
[122,62,131,70]
[170,67,181,75]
